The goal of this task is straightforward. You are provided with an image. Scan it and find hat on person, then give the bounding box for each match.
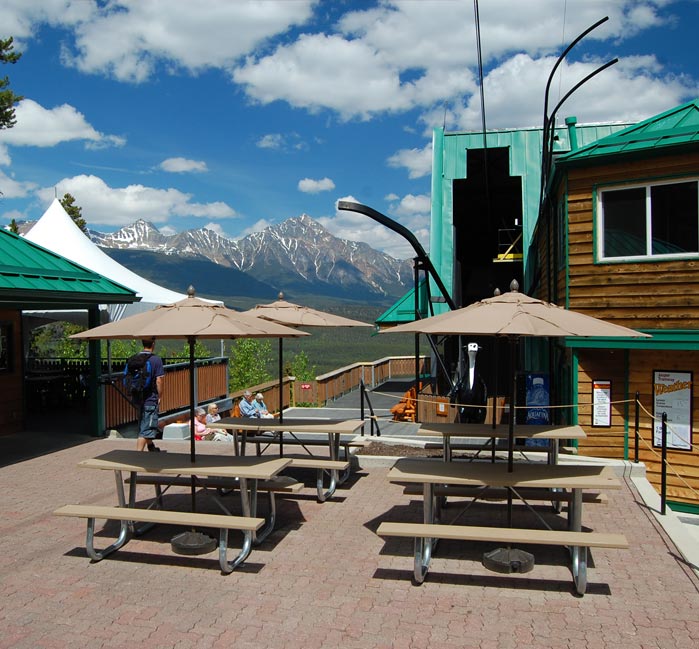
[255,393,264,400]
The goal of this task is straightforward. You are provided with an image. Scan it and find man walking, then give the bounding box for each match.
[132,338,165,451]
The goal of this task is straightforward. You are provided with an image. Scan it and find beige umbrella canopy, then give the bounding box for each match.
[384,284,652,339]
[72,288,308,462]
[243,293,372,420]
[382,281,650,469]
[244,295,374,328]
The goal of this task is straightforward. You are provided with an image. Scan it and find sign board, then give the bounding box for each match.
[653,370,693,451]
[592,380,612,427]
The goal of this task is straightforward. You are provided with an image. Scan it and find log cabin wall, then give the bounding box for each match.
[563,154,699,329]
[576,348,699,506]
[547,152,699,507]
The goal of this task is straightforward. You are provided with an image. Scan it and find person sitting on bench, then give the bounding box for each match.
[253,393,274,419]
[239,390,262,418]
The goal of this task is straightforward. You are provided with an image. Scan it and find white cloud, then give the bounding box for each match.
[311,194,429,260]
[35,174,236,226]
[257,134,285,150]
[235,217,273,239]
[203,221,225,236]
[159,157,208,173]
[0,170,37,198]
[0,99,125,148]
[256,132,308,151]
[59,0,316,82]
[298,177,335,194]
[387,142,433,179]
[0,144,10,166]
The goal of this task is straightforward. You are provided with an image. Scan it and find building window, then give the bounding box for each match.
[598,179,699,260]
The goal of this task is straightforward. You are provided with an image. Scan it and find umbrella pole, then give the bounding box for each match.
[278,338,284,424]
[171,336,216,556]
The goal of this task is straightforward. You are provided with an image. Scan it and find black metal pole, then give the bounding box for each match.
[189,337,196,513]
[634,391,640,463]
[661,412,668,515]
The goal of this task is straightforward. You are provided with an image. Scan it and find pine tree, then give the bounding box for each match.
[0,37,22,131]
[60,193,88,234]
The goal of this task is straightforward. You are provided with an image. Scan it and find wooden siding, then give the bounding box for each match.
[576,348,699,506]
[563,154,699,329]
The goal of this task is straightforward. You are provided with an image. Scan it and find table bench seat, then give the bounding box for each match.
[54,504,264,574]
[401,484,608,504]
[376,521,628,594]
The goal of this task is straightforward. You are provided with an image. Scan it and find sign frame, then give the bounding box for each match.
[592,379,612,428]
[652,370,693,451]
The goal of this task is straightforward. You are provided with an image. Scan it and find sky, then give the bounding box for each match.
[0,0,698,260]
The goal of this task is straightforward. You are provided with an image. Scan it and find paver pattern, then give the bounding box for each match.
[1,437,698,649]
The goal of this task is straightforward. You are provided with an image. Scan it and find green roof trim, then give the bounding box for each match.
[0,228,138,307]
[558,98,699,164]
[565,330,699,351]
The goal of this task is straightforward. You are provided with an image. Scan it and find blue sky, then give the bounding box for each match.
[1,0,698,259]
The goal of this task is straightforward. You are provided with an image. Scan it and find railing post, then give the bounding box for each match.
[661,412,668,515]
[634,391,640,463]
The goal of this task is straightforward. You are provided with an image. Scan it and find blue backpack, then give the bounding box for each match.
[123,352,153,402]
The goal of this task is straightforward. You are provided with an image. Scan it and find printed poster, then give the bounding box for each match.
[653,370,693,451]
[592,380,611,427]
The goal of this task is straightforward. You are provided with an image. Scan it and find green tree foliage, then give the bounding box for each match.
[60,193,88,234]
[0,37,22,130]
[288,350,317,381]
[8,218,19,233]
[30,322,87,359]
[228,338,273,392]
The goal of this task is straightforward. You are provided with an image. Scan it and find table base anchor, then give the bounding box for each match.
[171,530,217,555]
[482,547,534,574]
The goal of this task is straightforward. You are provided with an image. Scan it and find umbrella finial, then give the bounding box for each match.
[278,291,284,300]
[493,287,501,296]
[187,285,196,298]
[509,279,519,293]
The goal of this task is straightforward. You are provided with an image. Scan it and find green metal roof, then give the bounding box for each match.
[558,98,699,164]
[0,228,138,308]
[376,278,429,326]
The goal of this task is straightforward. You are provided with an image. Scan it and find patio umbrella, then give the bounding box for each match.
[382,280,650,572]
[243,293,372,422]
[71,287,308,552]
[382,280,651,469]
[72,287,308,461]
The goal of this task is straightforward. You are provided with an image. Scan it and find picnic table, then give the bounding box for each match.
[55,450,290,573]
[211,417,367,500]
[417,422,587,463]
[378,458,628,594]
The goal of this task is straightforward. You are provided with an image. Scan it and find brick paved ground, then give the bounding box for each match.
[1,438,698,649]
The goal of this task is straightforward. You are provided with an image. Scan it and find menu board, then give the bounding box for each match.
[653,370,693,451]
[592,380,612,427]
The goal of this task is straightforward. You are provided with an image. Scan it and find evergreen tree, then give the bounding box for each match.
[0,37,22,131]
[60,193,88,234]
[8,218,19,233]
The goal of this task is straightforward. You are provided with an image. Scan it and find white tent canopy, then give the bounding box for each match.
[24,199,215,321]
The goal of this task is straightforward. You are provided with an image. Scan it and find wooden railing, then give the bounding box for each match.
[103,357,229,429]
[292,356,430,407]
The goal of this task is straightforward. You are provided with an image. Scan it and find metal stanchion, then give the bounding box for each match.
[661,412,667,515]
[634,391,640,463]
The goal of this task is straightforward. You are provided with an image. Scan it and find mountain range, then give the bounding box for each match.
[87,214,414,306]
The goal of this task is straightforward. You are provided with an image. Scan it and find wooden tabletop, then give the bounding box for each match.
[78,449,290,480]
[417,423,587,439]
[387,459,621,490]
[211,417,366,435]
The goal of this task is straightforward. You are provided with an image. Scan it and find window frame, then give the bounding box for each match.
[596,176,699,263]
